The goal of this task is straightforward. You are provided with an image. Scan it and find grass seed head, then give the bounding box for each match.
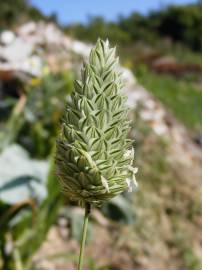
[56,39,138,206]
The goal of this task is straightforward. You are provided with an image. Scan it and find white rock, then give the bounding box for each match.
[144,99,156,110]
[122,67,136,86]
[17,21,37,36]
[71,40,92,58]
[0,31,15,45]
[152,123,168,135]
[0,37,33,62]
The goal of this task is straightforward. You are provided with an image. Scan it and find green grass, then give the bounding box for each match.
[136,67,202,132]
[152,41,202,66]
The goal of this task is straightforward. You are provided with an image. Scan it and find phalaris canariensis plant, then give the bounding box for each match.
[56,39,138,270]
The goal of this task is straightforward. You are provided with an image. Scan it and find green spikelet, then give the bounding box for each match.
[56,39,138,206]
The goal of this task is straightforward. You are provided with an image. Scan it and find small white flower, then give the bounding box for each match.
[128,166,138,188]
[125,178,133,192]
[124,148,134,159]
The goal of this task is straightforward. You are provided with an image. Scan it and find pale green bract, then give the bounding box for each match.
[56,39,138,206]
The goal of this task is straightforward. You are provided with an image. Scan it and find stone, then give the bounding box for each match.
[0,31,15,45]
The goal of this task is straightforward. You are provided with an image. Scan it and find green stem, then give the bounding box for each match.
[13,248,23,270]
[77,203,91,270]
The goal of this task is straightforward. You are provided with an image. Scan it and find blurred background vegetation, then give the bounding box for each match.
[0,1,202,270]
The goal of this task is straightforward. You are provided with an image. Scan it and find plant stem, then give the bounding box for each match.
[13,248,23,270]
[77,203,91,270]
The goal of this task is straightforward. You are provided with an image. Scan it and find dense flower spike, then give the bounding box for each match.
[56,39,137,206]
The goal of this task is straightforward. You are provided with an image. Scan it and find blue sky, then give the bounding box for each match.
[30,0,197,25]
